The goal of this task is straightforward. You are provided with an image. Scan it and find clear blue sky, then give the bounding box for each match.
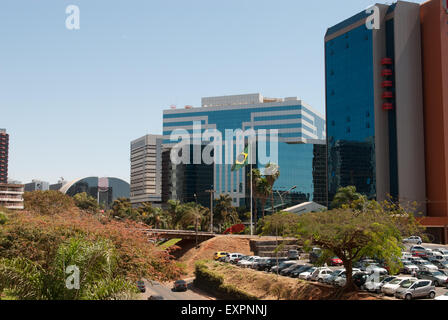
[0,0,423,184]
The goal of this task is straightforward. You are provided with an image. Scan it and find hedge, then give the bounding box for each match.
[193,260,258,300]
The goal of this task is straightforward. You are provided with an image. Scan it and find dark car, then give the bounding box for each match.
[353,271,369,288]
[271,261,297,274]
[291,265,313,278]
[136,280,146,293]
[148,295,164,300]
[173,280,188,292]
[280,264,303,276]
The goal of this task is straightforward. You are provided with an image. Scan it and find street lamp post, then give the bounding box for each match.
[276,185,297,211]
[205,189,215,233]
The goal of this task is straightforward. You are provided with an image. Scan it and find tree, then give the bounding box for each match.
[180,204,208,247]
[214,194,240,232]
[0,237,136,300]
[260,212,301,237]
[139,203,168,229]
[23,191,75,215]
[165,200,184,230]
[256,178,271,220]
[110,198,140,221]
[73,192,100,213]
[330,186,363,209]
[296,202,422,293]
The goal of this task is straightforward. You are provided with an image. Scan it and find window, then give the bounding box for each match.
[346,127,351,133]
[346,116,351,122]
[366,123,370,129]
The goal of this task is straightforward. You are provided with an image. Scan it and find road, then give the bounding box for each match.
[140,279,211,300]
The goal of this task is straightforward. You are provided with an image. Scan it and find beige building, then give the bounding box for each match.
[130,134,163,207]
[0,183,24,210]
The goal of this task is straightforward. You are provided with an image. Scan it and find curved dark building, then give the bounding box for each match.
[60,177,130,208]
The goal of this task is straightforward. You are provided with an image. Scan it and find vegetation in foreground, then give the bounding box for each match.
[0,191,184,300]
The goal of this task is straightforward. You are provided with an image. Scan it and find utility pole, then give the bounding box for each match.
[205,189,215,233]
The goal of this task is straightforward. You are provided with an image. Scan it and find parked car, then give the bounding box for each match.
[417,270,448,287]
[353,271,370,288]
[254,257,271,271]
[310,267,332,282]
[395,279,436,300]
[173,280,188,292]
[401,261,419,274]
[282,264,306,277]
[237,256,258,268]
[403,236,422,245]
[434,248,448,256]
[401,252,413,260]
[414,260,438,272]
[225,253,244,264]
[364,275,397,293]
[432,260,448,270]
[271,261,297,274]
[411,245,427,258]
[283,264,311,278]
[136,280,146,293]
[356,259,377,271]
[309,247,322,264]
[327,257,343,266]
[266,257,288,271]
[333,269,362,287]
[214,251,228,261]
[148,295,164,300]
[288,249,299,260]
[298,267,317,280]
[435,292,448,300]
[381,277,417,296]
[324,269,345,285]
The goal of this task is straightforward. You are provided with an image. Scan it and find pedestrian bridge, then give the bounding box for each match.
[143,229,216,241]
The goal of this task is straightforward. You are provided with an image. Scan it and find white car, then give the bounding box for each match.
[401,261,419,274]
[403,236,422,244]
[312,268,333,282]
[237,256,259,267]
[414,260,438,272]
[298,267,317,280]
[381,277,417,296]
[364,276,397,293]
[435,292,448,300]
[225,253,244,264]
[401,252,413,260]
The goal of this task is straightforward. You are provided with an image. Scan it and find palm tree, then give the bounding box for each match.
[0,237,136,300]
[256,177,271,220]
[165,200,184,229]
[180,204,206,247]
[214,194,239,232]
[265,163,280,214]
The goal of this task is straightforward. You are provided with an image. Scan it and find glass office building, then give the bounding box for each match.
[162,93,327,213]
[325,2,426,209]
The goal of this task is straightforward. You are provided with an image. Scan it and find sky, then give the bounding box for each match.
[0,0,424,184]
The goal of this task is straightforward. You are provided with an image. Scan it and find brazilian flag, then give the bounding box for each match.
[231,145,249,171]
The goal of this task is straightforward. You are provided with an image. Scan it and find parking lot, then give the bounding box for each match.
[216,242,448,300]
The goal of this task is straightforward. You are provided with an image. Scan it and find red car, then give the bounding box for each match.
[328,257,343,266]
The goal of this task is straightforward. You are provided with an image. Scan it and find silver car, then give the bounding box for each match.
[395,279,436,300]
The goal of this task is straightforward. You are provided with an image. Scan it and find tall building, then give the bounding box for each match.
[0,183,24,210]
[25,180,50,192]
[130,135,164,207]
[162,93,327,211]
[0,129,9,184]
[325,1,426,212]
[419,0,448,242]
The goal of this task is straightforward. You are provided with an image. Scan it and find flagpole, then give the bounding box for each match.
[250,142,253,236]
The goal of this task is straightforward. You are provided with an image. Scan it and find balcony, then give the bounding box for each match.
[383,103,394,110]
[381,80,393,88]
[382,69,393,76]
[382,91,394,99]
[381,57,393,65]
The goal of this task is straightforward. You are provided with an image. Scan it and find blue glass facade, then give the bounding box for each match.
[326,21,377,202]
[162,98,327,211]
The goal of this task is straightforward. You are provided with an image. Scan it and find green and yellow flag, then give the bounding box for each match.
[231,145,249,171]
